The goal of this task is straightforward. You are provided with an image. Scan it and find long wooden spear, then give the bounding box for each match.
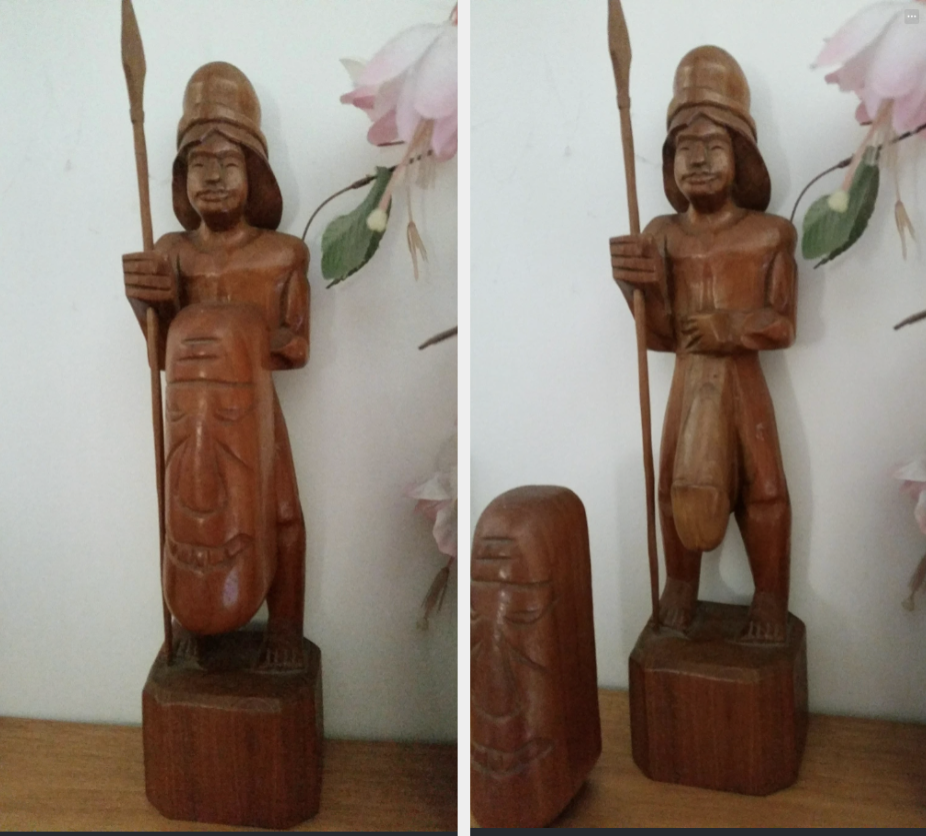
[121,0,172,662]
[608,0,659,630]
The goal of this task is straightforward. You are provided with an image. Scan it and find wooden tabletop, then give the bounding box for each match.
[473,688,926,827]
[0,717,456,831]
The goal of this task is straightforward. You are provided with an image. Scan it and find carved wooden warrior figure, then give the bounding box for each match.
[471,486,600,828]
[611,46,798,643]
[124,62,310,668]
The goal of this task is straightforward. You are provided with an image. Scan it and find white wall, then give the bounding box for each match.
[472,0,926,723]
[0,0,456,741]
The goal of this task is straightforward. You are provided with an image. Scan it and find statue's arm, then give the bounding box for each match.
[609,216,675,351]
[678,218,797,354]
[123,234,183,368]
[739,219,797,351]
[270,239,310,369]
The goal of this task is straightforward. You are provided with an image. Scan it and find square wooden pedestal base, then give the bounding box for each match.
[629,602,807,796]
[142,630,323,829]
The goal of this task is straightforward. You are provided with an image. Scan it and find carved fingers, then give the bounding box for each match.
[610,234,665,289]
[679,311,747,353]
[270,327,309,369]
[123,251,180,311]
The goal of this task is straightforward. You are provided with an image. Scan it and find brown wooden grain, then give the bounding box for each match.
[0,717,455,831]
[472,689,926,828]
[471,487,601,828]
[629,602,807,795]
[610,46,797,642]
[143,634,323,829]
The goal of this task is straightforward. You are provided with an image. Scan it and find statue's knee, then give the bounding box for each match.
[745,494,790,526]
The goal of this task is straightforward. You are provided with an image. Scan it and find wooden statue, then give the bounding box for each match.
[124,62,310,665]
[471,486,601,828]
[609,36,807,796]
[121,8,321,825]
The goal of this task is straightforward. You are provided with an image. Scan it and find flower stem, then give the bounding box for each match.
[301,151,434,241]
[894,309,926,330]
[418,325,457,350]
[301,172,382,241]
[790,120,926,224]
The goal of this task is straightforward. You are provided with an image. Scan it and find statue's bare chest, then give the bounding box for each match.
[178,248,288,326]
[665,223,778,315]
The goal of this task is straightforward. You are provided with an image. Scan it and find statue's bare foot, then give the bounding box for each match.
[658,578,698,633]
[257,628,305,672]
[164,626,202,664]
[740,591,788,644]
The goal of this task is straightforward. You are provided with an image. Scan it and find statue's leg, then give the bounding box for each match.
[737,496,790,642]
[658,359,702,632]
[734,358,790,643]
[260,392,307,670]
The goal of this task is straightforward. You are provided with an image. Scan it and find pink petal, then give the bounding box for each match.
[394,79,424,144]
[893,82,926,132]
[410,29,457,120]
[413,498,442,523]
[895,457,926,482]
[865,15,926,98]
[369,75,403,123]
[340,87,378,113]
[814,2,902,67]
[859,86,887,126]
[430,113,458,160]
[823,41,879,93]
[915,490,926,535]
[433,500,457,558]
[357,23,443,87]
[855,100,872,123]
[367,110,399,146]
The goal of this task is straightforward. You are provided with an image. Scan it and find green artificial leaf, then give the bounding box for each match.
[801,193,855,260]
[816,158,880,267]
[321,166,393,286]
[801,148,880,266]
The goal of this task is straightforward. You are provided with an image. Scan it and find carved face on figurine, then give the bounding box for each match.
[162,304,276,635]
[470,527,572,822]
[171,61,284,232]
[471,541,562,772]
[673,117,735,207]
[470,486,600,828]
[185,133,249,229]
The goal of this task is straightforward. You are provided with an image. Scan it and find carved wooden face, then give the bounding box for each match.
[186,133,249,228]
[674,116,736,205]
[162,304,275,635]
[470,527,569,801]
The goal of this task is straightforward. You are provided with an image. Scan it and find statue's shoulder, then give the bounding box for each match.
[643,213,679,240]
[741,210,797,252]
[153,230,192,256]
[252,229,310,273]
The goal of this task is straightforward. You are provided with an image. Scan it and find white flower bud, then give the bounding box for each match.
[366,208,389,232]
[827,190,850,213]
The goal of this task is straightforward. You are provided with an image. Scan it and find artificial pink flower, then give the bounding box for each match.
[814,0,926,133]
[406,429,457,559]
[895,456,926,534]
[341,8,458,161]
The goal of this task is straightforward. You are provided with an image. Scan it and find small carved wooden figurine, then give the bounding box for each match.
[611,46,807,795]
[471,486,601,828]
[123,61,321,828]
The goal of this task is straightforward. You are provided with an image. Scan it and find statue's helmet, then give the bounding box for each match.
[172,62,283,231]
[662,46,771,212]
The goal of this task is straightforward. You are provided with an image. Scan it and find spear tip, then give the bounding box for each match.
[608,0,631,95]
[121,0,146,101]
